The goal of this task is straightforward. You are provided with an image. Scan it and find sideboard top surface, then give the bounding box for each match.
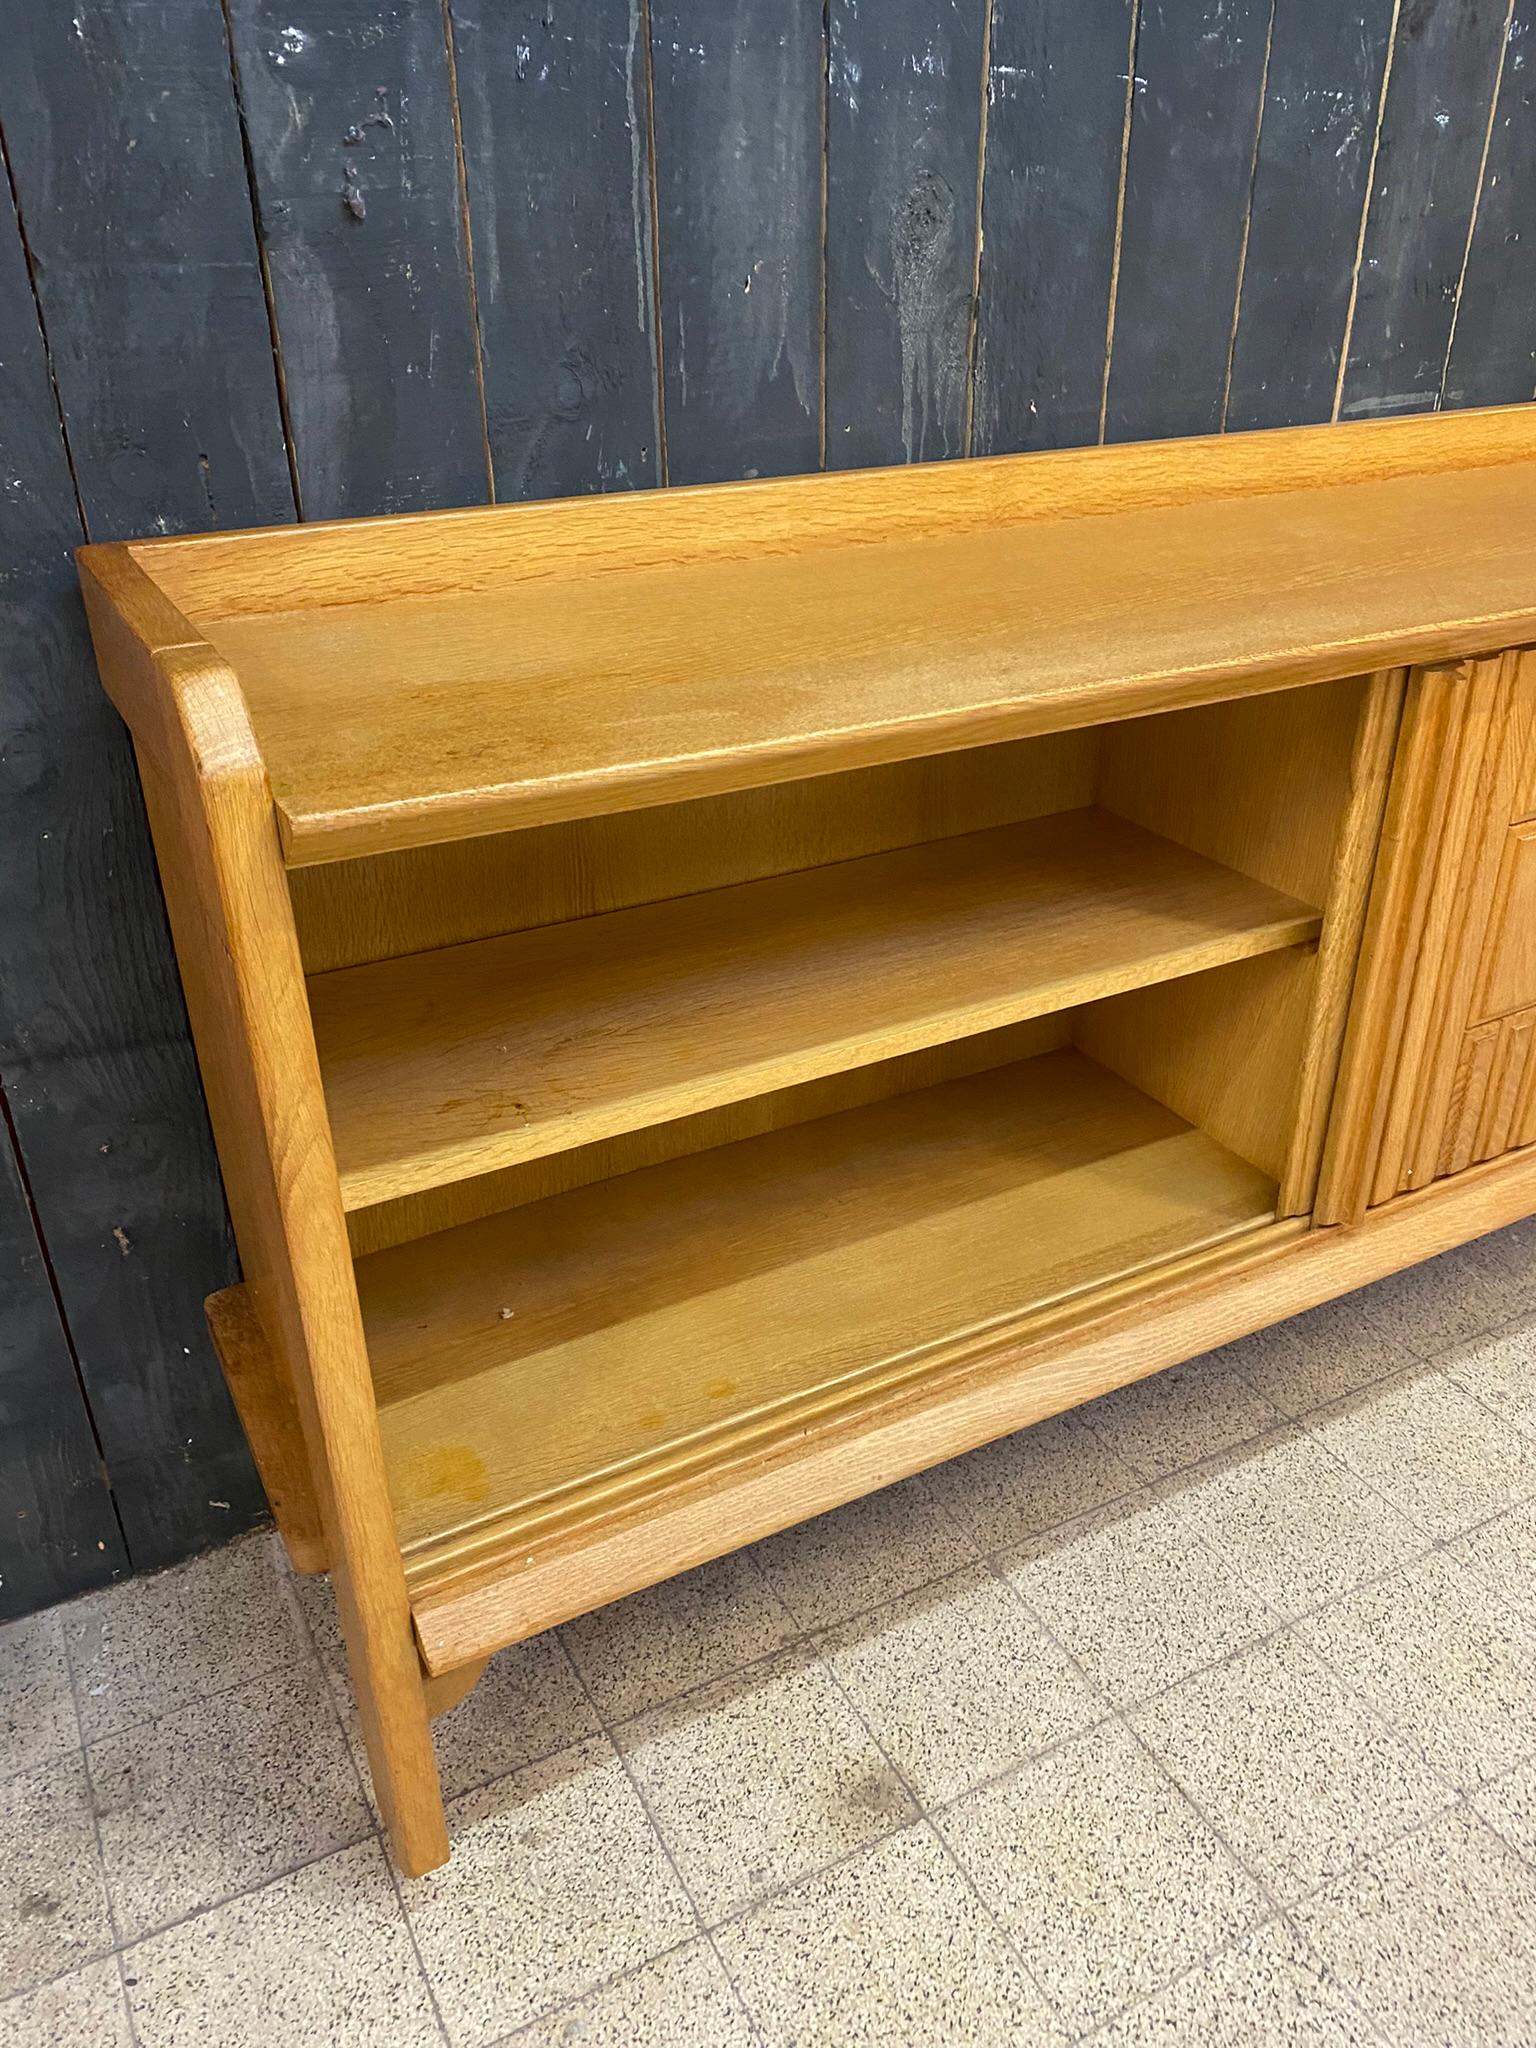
[82,407,1536,867]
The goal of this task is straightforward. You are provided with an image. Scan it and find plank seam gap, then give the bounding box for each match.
[818,0,831,470]
[0,124,92,542]
[962,0,997,459]
[1332,0,1403,424]
[1219,0,1278,434]
[0,1080,130,1567]
[439,0,496,505]
[638,0,669,488]
[216,0,305,522]
[1437,0,1519,412]
[1098,0,1144,444]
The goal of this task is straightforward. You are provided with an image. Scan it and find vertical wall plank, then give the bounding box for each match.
[1226,0,1395,430]
[0,5,293,535]
[824,0,988,468]
[1103,0,1272,443]
[0,1107,127,1620]
[450,0,661,501]
[972,0,1134,455]
[0,12,281,1573]
[1339,0,1510,418]
[227,0,490,517]
[649,0,824,483]
[1443,0,1536,408]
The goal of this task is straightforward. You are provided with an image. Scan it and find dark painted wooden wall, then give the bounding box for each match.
[1,0,1533,1618]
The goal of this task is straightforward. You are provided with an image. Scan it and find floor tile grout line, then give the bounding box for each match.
[59,1583,127,1965]
[543,1629,768,2044]
[114,1948,147,2048]
[793,1591,1069,2016]
[479,1932,718,2048]
[108,1826,384,1967]
[984,1552,1292,1941]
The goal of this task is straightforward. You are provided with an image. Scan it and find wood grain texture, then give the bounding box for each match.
[134,403,1536,620]
[1226,0,1395,430]
[972,0,1132,455]
[648,0,823,482]
[310,809,1321,1214]
[226,0,489,518]
[345,1018,1070,1259]
[412,1141,1536,1668]
[1443,0,1536,409]
[450,0,661,501]
[78,552,446,1872]
[0,127,271,1579]
[168,445,1536,866]
[824,0,987,466]
[1102,0,1272,442]
[1475,821,1536,1019]
[0,1109,127,1620]
[1076,950,1317,1185]
[1438,1006,1536,1173]
[361,1050,1276,1569]
[289,730,1098,973]
[1340,0,1511,419]
[1318,649,1534,1217]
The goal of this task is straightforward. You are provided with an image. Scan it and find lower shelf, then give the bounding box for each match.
[358,1048,1276,1586]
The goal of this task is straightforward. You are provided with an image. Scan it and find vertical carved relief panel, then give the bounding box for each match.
[1319,646,1536,1222]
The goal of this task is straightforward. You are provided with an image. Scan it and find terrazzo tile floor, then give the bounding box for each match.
[5,1218,1536,2046]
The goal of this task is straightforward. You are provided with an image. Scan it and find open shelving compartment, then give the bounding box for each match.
[301,677,1371,1659]
[79,405,1536,1871]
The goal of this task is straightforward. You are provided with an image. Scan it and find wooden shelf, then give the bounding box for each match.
[309,807,1321,1213]
[92,409,1536,864]
[360,1049,1275,1594]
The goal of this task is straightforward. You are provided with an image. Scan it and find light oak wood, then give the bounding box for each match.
[79,409,1536,867]
[205,1284,325,1574]
[423,1657,488,1719]
[126,404,1536,620]
[312,808,1320,1216]
[347,1017,1070,1259]
[355,1048,1274,1571]
[408,1140,1536,1672]
[76,552,449,1877]
[1439,1008,1536,1176]
[1320,648,1536,1215]
[78,408,1536,1869]
[1474,822,1536,1023]
[290,731,1098,975]
[196,458,1536,866]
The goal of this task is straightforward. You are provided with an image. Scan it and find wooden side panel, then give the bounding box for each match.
[80,552,447,1873]
[1318,650,1534,1219]
[0,58,281,1570]
[1102,0,1271,442]
[824,0,987,467]
[1442,0,1536,411]
[450,0,662,502]
[1097,676,1369,908]
[0,1108,127,1620]
[1226,0,1395,431]
[1340,0,1511,419]
[1475,822,1536,1020]
[1075,950,1316,1184]
[971,0,1132,455]
[288,729,1099,972]
[1097,670,1403,1210]
[649,0,824,483]
[226,0,490,518]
